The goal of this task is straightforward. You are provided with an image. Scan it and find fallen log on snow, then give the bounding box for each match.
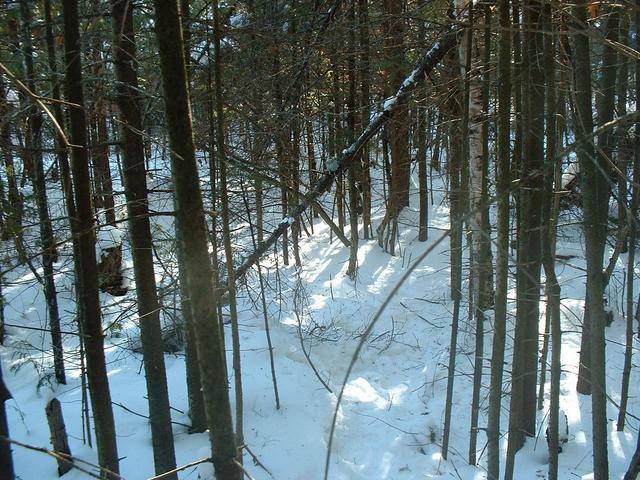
[232,26,461,284]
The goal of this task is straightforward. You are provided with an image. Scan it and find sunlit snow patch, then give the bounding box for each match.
[343,377,389,409]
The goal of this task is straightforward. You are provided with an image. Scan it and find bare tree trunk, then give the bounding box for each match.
[442,59,463,458]
[506,5,545,473]
[45,398,73,476]
[573,1,609,477]
[111,1,178,476]
[618,5,638,433]
[63,1,120,475]
[0,363,14,480]
[88,1,116,225]
[346,0,359,278]
[377,0,410,255]
[152,1,240,477]
[0,76,25,261]
[540,6,562,477]
[486,1,511,477]
[211,0,244,461]
[358,0,372,240]
[43,0,77,233]
[19,0,66,385]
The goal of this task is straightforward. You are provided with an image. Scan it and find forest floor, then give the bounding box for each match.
[2,167,640,479]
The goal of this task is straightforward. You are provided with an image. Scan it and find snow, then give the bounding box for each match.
[562,161,580,189]
[96,224,122,252]
[383,96,398,111]
[2,160,640,480]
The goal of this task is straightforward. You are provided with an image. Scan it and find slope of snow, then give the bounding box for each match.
[2,167,639,480]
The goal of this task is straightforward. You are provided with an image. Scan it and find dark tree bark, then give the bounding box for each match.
[618,2,639,433]
[506,2,545,470]
[486,1,511,477]
[88,0,116,226]
[0,76,25,261]
[152,1,240,478]
[175,0,207,434]
[63,1,120,476]
[110,1,178,476]
[43,0,77,228]
[211,0,244,461]
[0,363,14,480]
[45,398,73,476]
[441,51,463,460]
[346,0,359,278]
[358,0,372,240]
[540,5,562,478]
[377,0,410,255]
[19,0,66,385]
[573,0,609,477]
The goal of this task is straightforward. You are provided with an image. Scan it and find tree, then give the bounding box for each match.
[110,1,178,476]
[505,3,545,474]
[0,363,14,480]
[19,0,65,385]
[486,0,511,477]
[211,0,244,461]
[573,0,609,477]
[63,0,120,476]
[377,0,410,255]
[151,1,240,477]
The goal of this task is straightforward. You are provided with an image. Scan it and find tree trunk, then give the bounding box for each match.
[573,1,609,477]
[541,6,562,477]
[45,398,73,476]
[358,0,372,240]
[88,1,116,226]
[110,1,178,476]
[63,1,120,476]
[0,76,25,261]
[486,1,511,477]
[346,0,359,278]
[618,4,638,433]
[19,0,66,385]
[152,1,240,478]
[43,0,78,234]
[211,0,244,461]
[442,55,463,458]
[506,3,545,469]
[0,363,14,480]
[377,0,410,254]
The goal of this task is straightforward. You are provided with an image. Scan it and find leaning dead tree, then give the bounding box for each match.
[233,26,461,282]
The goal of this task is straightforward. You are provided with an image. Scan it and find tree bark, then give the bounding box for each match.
[0,363,14,480]
[573,1,609,477]
[45,398,73,476]
[110,1,178,476]
[506,3,545,469]
[211,0,244,461]
[0,75,25,261]
[486,1,511,477]
[152,1,240,478]
[63,1,120,476]
[377,0,410,254]
[19,0,66,385]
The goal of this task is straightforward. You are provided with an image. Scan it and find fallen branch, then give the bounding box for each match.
[112,401,191,429]
[146,457,211,480]
[233,27,461,283]
[0,436,120,479]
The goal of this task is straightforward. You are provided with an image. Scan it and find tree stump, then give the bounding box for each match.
[45,398,72,476]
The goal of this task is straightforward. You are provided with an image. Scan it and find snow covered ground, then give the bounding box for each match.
[2,168,640,479]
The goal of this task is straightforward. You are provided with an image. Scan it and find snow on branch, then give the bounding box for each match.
[233,26,461,283]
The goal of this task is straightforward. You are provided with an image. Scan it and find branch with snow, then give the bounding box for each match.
[233,26,461,283]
